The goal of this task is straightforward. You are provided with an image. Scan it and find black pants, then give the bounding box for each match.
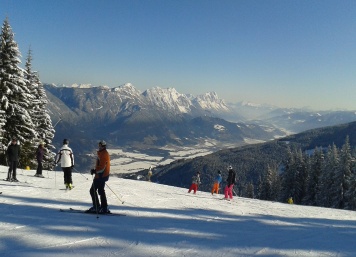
[8,161,18,179]
[90,178,108,209]
[62,167,72,184]
[36,160,43,175]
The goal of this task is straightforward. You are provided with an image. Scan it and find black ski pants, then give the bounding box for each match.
[62,167,72,184]
[8,161,18,179]
[90,178,108,209]
[36,160,43,175]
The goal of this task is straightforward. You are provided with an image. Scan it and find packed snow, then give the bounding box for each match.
[1,165,356,257]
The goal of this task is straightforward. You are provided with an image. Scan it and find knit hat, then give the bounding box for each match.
[99,140,106,147]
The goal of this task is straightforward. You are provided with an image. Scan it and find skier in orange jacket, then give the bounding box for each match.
[87,140,111,214]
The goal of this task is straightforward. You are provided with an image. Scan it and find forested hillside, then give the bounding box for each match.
[136,121,356,210]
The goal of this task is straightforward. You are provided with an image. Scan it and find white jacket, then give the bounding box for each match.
[56,144,74,168]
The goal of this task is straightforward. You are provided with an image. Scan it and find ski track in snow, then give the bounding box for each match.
[1,167,356,256]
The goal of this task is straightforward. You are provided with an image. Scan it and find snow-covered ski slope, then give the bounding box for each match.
[1,165,356,257]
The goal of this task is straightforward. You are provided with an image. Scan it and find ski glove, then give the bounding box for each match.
[90,169,96,175]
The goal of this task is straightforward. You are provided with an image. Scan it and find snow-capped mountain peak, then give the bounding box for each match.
[194,92,229,111]
[142,87,192,113]
[113,83,142,96]
[142,87,229,114]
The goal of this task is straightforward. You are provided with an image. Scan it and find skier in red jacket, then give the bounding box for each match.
[224,166,236,200]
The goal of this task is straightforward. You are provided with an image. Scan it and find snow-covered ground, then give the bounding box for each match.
[1,165,356,257]
[108,142,230,174]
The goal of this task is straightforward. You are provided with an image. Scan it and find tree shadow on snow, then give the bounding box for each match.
[1,194,356,256]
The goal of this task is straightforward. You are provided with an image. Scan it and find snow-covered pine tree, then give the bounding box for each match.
[245,182,254,199]
[280,146,297,203]
[25,48,56,169]
[0,109,6,165]
[303,147,323,206]
[260,164,280,201]
[0,109,5,139]
[0,17,38,166]
[318,144,339,208]
[333,136,353,209]
[345,173,356,210]
[294,148,308,204]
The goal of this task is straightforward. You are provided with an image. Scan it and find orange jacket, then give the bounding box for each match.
[95,148,110,179]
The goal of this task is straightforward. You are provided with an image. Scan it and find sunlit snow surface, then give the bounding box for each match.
[1,165,356,257]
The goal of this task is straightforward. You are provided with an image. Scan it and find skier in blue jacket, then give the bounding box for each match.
[211,170,222,195]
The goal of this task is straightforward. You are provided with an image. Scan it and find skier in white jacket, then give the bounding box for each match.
[55,139,75,189]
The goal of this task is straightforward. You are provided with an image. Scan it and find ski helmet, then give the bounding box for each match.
[228,165,232,170]
[63,139,69,145]
[99,140,106,147]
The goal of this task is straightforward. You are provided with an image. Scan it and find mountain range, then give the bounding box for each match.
[44,83,356,170]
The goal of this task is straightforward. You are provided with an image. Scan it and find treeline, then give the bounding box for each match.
[0,18,55,168]
[256,136,356,210]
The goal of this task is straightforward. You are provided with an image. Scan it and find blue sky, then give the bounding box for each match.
[1,0,356,111]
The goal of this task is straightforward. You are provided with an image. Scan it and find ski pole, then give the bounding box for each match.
[73,167,89,180]
[233,189,238,196]
[92,174,99,219]
[54,163,57,188]
[106,183,125,204]
[18,161,23,175]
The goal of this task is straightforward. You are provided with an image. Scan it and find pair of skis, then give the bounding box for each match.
[60,208,125,216]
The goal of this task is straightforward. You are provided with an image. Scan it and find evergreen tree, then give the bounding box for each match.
[345,173,356,210]
[334,136,353,209]
[280,146,297,202]
[260,165,280,201]
[24,48,56,169]
[0,109,6,165]
[246,182,254,199]
[318,144,339,207]
[345,152,356,210]
[257,175,263,199]
[0,109,5,140]
[0,18,37,166]
[304,147,323,206]
[294,148,308,204]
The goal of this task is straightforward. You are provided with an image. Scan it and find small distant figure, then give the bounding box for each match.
[147,166,153,182]
[223,166,236,200]
[211,170,222,195]
[34,142,45,178]
[55,139,74,190]
[6,137,21,182]
[288,197,294,204]
[188,171,201,194]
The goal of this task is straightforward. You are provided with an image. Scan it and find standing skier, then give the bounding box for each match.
[147,166,153,182]
[6,137,20,182]
[87,140,111,214]
[211,170,222,195]
[34,142,45,178]
[224,166,236,200]
[188,171,201,194]
[55,139,74,189]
